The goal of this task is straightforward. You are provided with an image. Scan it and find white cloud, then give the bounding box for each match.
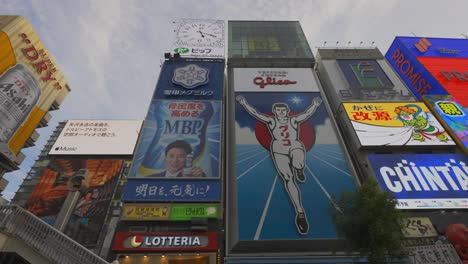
[235,122,259,145]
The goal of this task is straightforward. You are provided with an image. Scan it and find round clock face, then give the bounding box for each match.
[175,21,224,48]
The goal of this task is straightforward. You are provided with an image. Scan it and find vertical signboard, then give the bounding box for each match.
[341,102,454,147]
[233,68,356,240]
[423,94,468,154]
[172,19,225,59]
[368,153,468,209]
[125,61,223,202]
[0,16,69,162]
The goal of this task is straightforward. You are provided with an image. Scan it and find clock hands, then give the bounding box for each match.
[197,30,205,38]
[197,30,217,38]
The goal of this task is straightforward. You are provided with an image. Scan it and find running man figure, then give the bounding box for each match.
[236,95,322,235]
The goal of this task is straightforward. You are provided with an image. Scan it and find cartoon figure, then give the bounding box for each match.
[394,104,448,142]
[236,95,322,235]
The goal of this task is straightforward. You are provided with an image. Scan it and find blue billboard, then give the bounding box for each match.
[152,61,224,101]
[385,37,448,101]
[396,37,468,59]
[234,91,356,240]
[337,59,394,90]
[368,153,468,209]
[122,179,220,201]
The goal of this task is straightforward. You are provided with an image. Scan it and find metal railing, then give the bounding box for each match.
[0,205,109,264]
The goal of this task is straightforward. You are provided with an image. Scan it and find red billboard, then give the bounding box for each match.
[417,57,468,107]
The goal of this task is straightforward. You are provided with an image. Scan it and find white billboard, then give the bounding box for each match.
[233,68,319,92]
[171,19,225,59]
[49,120,143,155]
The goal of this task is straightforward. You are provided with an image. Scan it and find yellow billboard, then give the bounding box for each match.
[342,102,455,147]
[0,16,69,163]
[402,217,438,238]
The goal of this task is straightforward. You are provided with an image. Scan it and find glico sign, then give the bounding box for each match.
[386,36,468,107]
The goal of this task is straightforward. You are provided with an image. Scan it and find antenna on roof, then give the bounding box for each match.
[371,41,375,46]
[359,41,363,46]
[347,41,351,46]
[323,41,327,47]
[461,34,468,39]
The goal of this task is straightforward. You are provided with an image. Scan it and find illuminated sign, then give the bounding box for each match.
[152,61,224,100]
[112,232,218,252]
[122,179,220,202]
[423,95,468,154]
[121,204,219,221]
[248,37,280,52]
[342,102,454,147]
[337,59,394,90]
[368,153,468,209]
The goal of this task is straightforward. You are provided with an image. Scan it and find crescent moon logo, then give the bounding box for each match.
[130,236,143,248]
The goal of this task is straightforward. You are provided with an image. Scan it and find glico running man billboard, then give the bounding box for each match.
[386,37,468,107]
[368,153,468,209]
[232,68,356,241]
[341,102,454,147]
[125,61,223,202]
[0,16,69,164]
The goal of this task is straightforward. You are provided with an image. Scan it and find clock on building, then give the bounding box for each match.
[174,20,225,48]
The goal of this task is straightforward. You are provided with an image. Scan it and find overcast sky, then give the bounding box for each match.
[1,0,467,200]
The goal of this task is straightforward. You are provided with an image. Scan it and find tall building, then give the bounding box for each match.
[0,16,70,194]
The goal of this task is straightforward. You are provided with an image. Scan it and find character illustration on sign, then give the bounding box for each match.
[394,104,447,142]
[236,95,322,235]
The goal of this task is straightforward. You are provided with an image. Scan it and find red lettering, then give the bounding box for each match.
[21,46,39,61]
[34,61,48,74]
[41,71,56,82]
[390,48,401,60]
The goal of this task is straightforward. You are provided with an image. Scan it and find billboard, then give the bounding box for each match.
[152,61,224,101]
[233,68,317,92]
[121,204,219,221]
[368,153,468,209]
[406,244,462,264]
[172,19,225,59]
[112,232,218,252]
[233,68,356,240]
[25,159,123,226]
[0,16,69,163]
[342,102,454,147]
[402,217,438,238]
[122,179,220,202]
[129,100,221,179]
[423,95,468,154]
[49,120,142,155]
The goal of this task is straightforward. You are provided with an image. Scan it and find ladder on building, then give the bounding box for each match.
[0,205,109,264]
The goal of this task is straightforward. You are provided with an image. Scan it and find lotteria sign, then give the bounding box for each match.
[112,232,218,252]
[368,154,468,209]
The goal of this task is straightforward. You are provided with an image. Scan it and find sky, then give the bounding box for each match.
[1,0,468,200]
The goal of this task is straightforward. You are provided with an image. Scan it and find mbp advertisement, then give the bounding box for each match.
[342,102,454,147]
[0,16,69,162]
[234,68,356,240]
[49,120,143,155]
[368,153,468,209]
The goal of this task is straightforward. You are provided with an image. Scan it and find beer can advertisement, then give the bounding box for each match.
[423,95,468,153]
[25,159,123,245]
[368,153,468,209]
[49,120,143,155]
[234,91,356,240]
[342,102,455,147]
[171,19,225,59]
[129,100,221,179]
[152,60,224,101]
[0,16,69,161]
[121,204,219,221]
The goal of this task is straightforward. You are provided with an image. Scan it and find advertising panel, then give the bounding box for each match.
[396,36,468,59]
[234,71,356,240]
[121,204,219,221]
[25,159,123,226]
[49,120,142,155]
[406,244,462,264]
[418,57,468,107]
[129,100,221,179]
[386,38,448,101]
[233,68,317,92]
[122,179,220,202]
[342,102,454,147]
[112,232,218,252]
[0,16,69,162]
[402,217,438,238]
[368,153,468,209]
[152,61,224,101]
[172,19,225,59]
[423,95,468,154]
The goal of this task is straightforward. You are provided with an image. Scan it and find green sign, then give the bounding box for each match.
[170,204,218,220]
[174,47,190,54]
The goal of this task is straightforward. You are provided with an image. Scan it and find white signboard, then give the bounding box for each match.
[233,68,319,92]
[172,19,225,59]
[50,120,143,155]
[407,244,462,264]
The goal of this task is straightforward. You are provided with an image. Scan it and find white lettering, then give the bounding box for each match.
[174,236,180,246]
[181,236,188,246]
[452,166,468,190]
[380,167,402,192]
[192,236,201,246]
[145,237,151,246]
[420,167,448,191]
[410,162,430,191]
[167,236,174,245]
[438,165,460,190]
[396,160,422,191]
[152,237,161,246]
[160,236,167,245]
